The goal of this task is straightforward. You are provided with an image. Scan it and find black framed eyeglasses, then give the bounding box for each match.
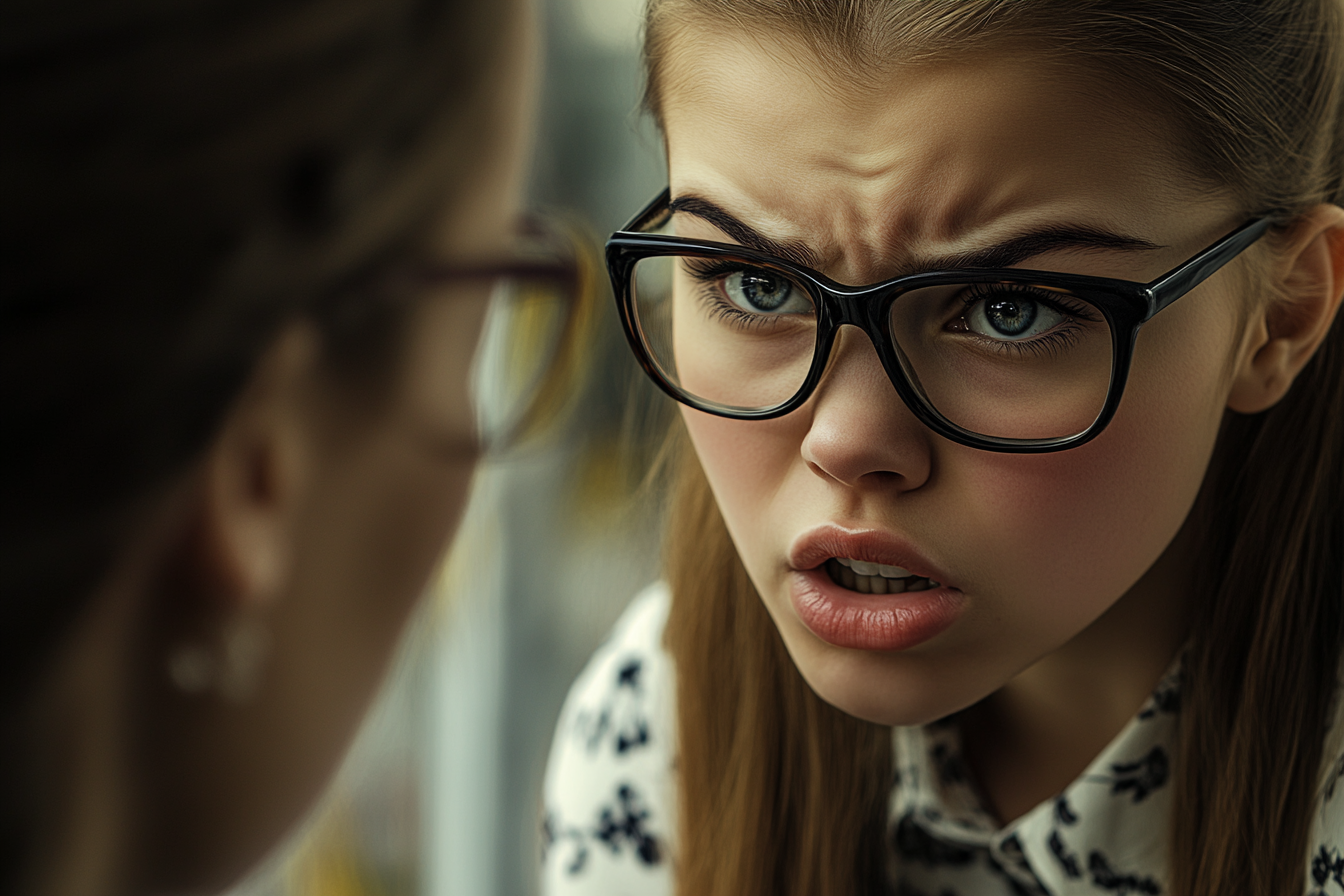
[607,189,1272,453]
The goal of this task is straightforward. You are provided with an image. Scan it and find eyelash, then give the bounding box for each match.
[954,282,1100,358]
[684,259,803,333]
[679,258,1106,359]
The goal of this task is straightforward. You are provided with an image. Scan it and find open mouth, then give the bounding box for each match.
[824,557,941,594]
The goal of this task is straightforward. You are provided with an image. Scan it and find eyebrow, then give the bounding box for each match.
[669,196,822,267]
[667,194,1166,274]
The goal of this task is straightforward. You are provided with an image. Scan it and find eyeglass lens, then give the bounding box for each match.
[470,273,575,451]
[629,251,1116,441]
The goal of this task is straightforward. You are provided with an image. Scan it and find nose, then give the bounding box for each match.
[799,325,934,491]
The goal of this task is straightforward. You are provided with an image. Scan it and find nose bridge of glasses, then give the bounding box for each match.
[815,276,901,328]
[813,314,898,396]
[806,274,905,382]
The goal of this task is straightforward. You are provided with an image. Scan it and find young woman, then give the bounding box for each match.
[1,1,581,894]
[542,1,1344,894]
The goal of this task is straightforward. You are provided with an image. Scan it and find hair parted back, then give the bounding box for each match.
[646,2,1344,894]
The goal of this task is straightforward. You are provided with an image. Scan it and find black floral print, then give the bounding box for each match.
[1136,672,1180,721]
[932,741,973,788]
[1087,746,1169,803]
[985,834,1049,896]
[541,811,590,875]
[1086,852,1160,895]
[1311,845,1344,896]
[1053,795,1079,826]
[543,783,663,878]
[893,813,978,868]
[541,586,673,895]
[593,784,661,865]
[1047,830,1082,879]
[572,656,651,756]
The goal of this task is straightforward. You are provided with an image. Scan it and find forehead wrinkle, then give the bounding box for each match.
[849,146,1160,280]
[803,166,1003,281]
[788,120,1074,278]
[771,140,978,278]
[661,25,1238,286]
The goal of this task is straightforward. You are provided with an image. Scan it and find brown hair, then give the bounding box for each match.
[646,2,1344,894]
[0,0,516,880]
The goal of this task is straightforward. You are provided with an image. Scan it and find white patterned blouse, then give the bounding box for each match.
[541,583,1344,895]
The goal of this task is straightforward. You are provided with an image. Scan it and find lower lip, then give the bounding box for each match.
[789,568,965,651]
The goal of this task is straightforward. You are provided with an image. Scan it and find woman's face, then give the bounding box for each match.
[661,34,1257,725]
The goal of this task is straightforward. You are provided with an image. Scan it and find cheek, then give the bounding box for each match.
[310,295,489,624]
[952,310,1233,605]
[955,425,1190,606]
[298,300,487,641]
[287,440,475,727]
[680,407,803,548]
[325,447,474,625]
[260,301,492,833]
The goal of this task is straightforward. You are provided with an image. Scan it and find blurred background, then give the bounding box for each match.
[230,1,670,894]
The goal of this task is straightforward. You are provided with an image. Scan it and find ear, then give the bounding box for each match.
[184,323,321,609]
[1227,204,1344,414]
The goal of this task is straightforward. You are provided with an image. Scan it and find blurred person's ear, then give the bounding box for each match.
[154,322,324,702]
[190,323,321,609]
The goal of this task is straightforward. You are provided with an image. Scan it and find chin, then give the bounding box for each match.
[786,635,995,728]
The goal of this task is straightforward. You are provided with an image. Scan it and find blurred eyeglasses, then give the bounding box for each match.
[392,216,594,454]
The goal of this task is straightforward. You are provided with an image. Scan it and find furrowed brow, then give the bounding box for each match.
[933,227,1165,272]
[669,194,1164,275]
[668,196,821,268]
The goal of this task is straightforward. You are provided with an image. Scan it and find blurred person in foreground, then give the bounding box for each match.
[0,1,582,894]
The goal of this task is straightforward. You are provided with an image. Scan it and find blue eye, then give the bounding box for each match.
[966,290,1065,341]
[724,270,809,314]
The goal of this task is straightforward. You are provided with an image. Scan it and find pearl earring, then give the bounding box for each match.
[167,615,271,704]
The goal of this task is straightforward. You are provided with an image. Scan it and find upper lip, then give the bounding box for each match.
[788,523,951,585]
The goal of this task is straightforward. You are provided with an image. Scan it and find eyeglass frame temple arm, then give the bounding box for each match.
[621,188,674,234]
[1144,216,1275,318]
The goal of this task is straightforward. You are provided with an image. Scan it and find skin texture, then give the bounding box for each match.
[660,30,1344,823]
[27,5,540,895]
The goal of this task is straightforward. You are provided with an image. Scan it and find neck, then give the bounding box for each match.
[958,519,1196,825]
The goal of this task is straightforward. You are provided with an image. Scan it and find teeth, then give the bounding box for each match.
[825,558,942,593]
[834,557,915,579]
